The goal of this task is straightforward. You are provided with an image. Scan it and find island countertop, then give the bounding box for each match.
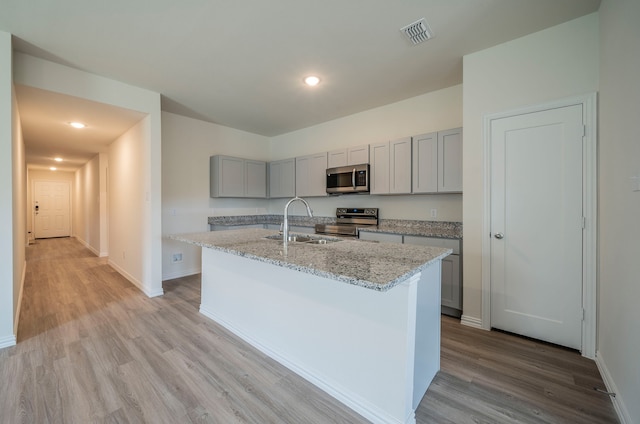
[170,228,451,292]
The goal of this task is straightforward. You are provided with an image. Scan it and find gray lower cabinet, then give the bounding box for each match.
[359,231,462,317]
[358,231,403,243]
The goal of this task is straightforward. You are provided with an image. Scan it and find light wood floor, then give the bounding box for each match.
[0,237,618,423]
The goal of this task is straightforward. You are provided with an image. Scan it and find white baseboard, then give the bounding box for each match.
[595,350,632,424]
[460,314,484,329]
[74,236,100,257]
[0,334,16,349]
[108,260,164,298]
[13,261,26,335]
[162,267,201,282]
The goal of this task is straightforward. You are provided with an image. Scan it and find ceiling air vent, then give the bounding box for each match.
[400,18,433,45]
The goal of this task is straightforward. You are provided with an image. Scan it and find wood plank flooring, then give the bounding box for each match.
[0,237,618,423]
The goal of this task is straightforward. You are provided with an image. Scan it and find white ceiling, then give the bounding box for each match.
[1,0,600,171]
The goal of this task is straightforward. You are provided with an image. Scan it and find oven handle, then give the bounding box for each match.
[352,168,356,189]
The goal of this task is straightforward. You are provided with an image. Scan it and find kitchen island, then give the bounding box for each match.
[171,229,451,424]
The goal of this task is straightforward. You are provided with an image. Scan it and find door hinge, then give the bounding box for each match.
[582,216,586,229]
[582,125,587,137]
[582,308,586,321]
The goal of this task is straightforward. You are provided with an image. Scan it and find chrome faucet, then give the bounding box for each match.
[283,196,313,247]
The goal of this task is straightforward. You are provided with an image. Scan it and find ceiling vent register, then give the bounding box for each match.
[400,18,433,45]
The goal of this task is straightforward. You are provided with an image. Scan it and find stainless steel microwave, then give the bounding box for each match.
[326,163,370,194]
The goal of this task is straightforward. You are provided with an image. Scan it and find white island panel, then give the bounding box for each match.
[200,247,441,424]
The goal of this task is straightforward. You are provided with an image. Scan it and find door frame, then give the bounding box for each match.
[32,179,72,239]
[481,93,597,358]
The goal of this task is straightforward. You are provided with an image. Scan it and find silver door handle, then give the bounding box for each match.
[494,232,504,239]
[352,168,356,189]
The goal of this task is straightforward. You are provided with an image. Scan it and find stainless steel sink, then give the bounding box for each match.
[264,234,342,244]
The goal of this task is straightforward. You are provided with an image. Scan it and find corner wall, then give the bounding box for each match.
[461,14,599,322]
[597,0,640,422]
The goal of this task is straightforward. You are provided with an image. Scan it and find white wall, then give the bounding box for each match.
[74,156,102,256]
[109,117,151,293]
[462,14,599,322]
[14,53,163,298]
[0,30,27,348]
[597,1,640,422]
[161,112,270,280]
[269,85,463,221]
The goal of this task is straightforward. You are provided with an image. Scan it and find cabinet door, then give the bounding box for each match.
[440,255,461,309]
[347,145,370,165]
[328,149,348,168]
[210,155,245,197]
[370,142,389,194]
[438,127,463,193]
[412,132,438,193]
[295,156,310,196]
[245,160,267,198]
[309,153,328,196]
[296,153,327,197]
[390,137,412,194]
[269,159,295,198]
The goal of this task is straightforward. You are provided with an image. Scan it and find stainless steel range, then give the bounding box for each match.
[315,207,378,237]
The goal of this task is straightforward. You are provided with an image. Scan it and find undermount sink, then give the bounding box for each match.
[264,233,342,244]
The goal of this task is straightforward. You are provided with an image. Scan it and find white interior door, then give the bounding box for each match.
[490,104,583,350]
[34,181,71,239]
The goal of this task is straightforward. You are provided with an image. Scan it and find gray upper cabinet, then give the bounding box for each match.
[370,142,390,194]
[371,138,412,195]
[327,145,370,168]
[295,152,328,197]
[412,127,463,194]
[347,144,369,165]
[437,128,463,193]
[269,158,295,198]
[210,155,267,198]
[412,132,438,193]
[245,160,267,198]
[327,149,348,168]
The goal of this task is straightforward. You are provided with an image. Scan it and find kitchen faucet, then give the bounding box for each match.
[283,196,313,248]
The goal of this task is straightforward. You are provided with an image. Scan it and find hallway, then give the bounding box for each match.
[0,237,618,423]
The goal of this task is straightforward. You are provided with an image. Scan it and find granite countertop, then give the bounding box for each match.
[170,228,451,292]
[359,219,462,239]
[208,215,462,239]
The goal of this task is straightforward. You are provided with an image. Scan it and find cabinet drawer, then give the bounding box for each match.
[403,235,460,254]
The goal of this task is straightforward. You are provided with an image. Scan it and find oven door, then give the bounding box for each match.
[326,164,369,194]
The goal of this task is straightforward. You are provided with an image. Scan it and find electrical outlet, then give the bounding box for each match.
[430,209,437,218]
[172,253,183,263]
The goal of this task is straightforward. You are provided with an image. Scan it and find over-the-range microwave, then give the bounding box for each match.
[326,163,370,194]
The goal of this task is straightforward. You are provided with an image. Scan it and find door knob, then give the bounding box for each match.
[494,232,504,239]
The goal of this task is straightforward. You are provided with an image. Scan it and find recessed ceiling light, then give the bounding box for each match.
[69,122,86,129]
[304,76,320,87]
[54,157,63,162]
[50,167,57,171]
